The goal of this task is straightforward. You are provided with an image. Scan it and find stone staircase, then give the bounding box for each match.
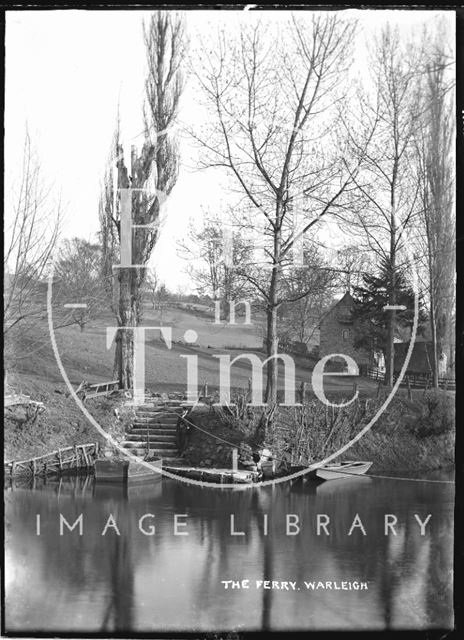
[121,400,186,464]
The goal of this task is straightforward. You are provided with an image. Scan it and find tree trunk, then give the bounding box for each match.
[113,267,137,389]
[430,295,439,387]
[385,310,395,387]
[265,302,279,403]
[385,190,397,387]
[221,297,230,323]
[265,224,282,404]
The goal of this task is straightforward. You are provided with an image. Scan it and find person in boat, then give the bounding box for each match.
[251,451,264,479]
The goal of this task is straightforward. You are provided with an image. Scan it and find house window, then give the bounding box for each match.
[342,329,349,341]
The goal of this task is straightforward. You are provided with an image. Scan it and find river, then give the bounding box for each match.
[4,470,454,633]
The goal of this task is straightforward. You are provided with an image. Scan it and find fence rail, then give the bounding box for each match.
[75,380,120,400]
[5,442,101,477]
[363,367,455,391]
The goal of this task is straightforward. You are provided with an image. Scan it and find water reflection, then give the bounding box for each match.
[4,472,454,632]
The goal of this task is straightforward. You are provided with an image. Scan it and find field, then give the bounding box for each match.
[11,302,380,399]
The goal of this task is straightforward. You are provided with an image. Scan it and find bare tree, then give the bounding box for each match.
[144,269,158,309]
[154,282,170,322]
[99,11,185,389]
[341,24,424,386]
[335,246,371,293]
[178,210,253,318]
[414,43,455,385]
[53,238,107,332]
[192,14,361,403]
[4,130,61,365]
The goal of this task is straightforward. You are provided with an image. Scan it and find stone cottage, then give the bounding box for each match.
[318,292,372,370]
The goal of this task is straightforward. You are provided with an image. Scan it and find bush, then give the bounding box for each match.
[413,389,455,437]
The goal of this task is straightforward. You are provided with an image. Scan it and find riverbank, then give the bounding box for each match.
[5,372,454,477]
[181,388,455,475]
[346,388,455,473]
[4,372,127,462]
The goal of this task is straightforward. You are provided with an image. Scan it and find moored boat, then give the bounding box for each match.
[308,460,372,481]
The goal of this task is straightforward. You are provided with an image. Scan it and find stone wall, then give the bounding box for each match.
[180,405,258,468]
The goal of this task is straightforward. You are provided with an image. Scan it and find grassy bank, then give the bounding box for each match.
[4,372,128,462]
[346,390,455,473]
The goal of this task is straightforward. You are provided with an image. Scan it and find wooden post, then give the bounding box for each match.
[31,460,36,476]
[11,462,16,478]
[82,446,90,470]
[203,381,208,397]
[57,449,63,473]
[406,376,412,401]
[74,446,79,470]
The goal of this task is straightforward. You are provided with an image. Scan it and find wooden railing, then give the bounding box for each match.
[362,367,455,391]
[76,380,119,400]
[5,442,101,477]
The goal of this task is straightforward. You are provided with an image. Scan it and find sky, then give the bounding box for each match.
[5,9,455,291]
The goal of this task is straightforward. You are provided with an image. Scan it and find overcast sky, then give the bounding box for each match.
[5,9,454,290]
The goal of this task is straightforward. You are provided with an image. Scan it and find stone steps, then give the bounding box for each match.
[136,404,184,412]
[130,428,177,436]
[135,409,181,416]
[123,438,177,451]
[123,442,178,452]
[134,414,178,424]
[123,447,180,458]
[125,434,176,443]
[134,416,178,425]
[119,402,185,463]
[133,415,178,422]
[132,422,178,430]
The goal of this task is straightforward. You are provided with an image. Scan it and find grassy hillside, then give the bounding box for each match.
[11,302,380,395]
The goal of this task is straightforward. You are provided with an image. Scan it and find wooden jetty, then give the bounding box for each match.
[163,465,260,484]
[5,442,100,477]
[94,458,163,484]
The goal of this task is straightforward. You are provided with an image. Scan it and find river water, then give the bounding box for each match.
[4,471,454,633]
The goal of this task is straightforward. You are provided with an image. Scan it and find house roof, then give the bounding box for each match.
[318,291,354,327]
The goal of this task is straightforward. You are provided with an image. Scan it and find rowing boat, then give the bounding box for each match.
[308,460,372,481]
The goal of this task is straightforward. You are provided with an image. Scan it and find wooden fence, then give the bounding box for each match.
[363,367,455,391]
[5,442,101,478]
[76,380,119,400]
